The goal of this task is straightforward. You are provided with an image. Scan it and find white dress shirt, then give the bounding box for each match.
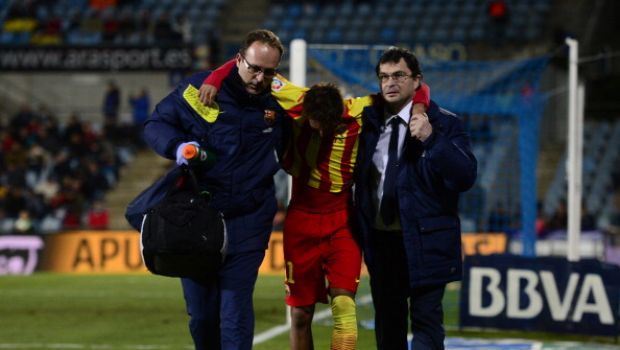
[372,100,412,230]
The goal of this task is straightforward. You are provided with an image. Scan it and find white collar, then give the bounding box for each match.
[384,100,413,126]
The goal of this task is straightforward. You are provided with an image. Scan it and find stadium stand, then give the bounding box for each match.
[0,0,226,46]
[260,0,551,45]
[0,104,131,233]
[543,120,620,233]
[0,0,618,253]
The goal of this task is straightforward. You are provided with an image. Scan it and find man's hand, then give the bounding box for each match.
[409,113,432,142]
[199,84,218,106]
[175,141,200,165]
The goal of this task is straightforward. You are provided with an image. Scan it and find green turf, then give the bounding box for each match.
[0,274,618,349]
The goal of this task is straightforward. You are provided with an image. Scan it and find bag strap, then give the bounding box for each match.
[163,165,202,196]
[185,165,201,193]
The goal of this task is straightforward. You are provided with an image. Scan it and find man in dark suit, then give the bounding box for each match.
[355,47,477,350]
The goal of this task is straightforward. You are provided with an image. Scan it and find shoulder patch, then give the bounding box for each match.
[271,76,285,92]
[182,85,220,123]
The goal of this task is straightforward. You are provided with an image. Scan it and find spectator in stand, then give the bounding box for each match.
[545,199,568,232]
[81,159,110,201]
[134,9,153,43]
[602,193,620,242]
[153,13,178,45]
[14,210,34,234]
[0,104,124,233]
[90,0,116,11]
[174,15,192,44]
[103,80,121,126]
[487,0,509,46]
[116,9,136,44]
[4,187,28,220]
[208,29,222,68]
[129,88,150,147]
[580,202,597,231]
[87,200,109,230]
[102,11,120,43]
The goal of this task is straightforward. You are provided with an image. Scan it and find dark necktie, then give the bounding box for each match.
[380,117,401,225]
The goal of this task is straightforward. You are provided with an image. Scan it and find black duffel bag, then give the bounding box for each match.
[140,166,227,278]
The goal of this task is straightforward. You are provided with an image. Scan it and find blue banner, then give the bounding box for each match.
[460,255,620,337]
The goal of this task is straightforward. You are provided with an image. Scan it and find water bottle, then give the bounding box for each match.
[182,144,215,167]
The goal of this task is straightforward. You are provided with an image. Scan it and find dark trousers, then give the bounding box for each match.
[369,230,446,350]
[181,250,265,350]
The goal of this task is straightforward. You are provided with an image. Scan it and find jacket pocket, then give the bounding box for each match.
[417,215,460,264]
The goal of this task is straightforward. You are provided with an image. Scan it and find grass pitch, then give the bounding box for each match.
[0,273,617,349]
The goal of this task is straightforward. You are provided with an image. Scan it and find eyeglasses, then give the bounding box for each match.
[240,53,277,78]
[377,71,413,83]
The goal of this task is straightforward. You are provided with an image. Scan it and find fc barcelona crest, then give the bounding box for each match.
[264,109,276,125]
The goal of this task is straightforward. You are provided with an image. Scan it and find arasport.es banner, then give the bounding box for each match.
[0,45,194,71]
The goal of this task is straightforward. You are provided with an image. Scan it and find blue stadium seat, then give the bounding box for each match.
[0,31,14,44]
[308,28,324,43]
[321,4,338,19]
[357,3,372,17]
[431,28,450,43]
[366,17,383,31]
[338,2,354,17]
[379,28,396,43]
[302,3,318,17]
[313,17,330,31]
[268,4,285,18]
[291,28,307,41]
[397,28,413,44]
[412,26,430,43]
[373,2,390,17]
[452,27,467,42]
[263,18,277,31]
[286,3,303,18]
[325,29,342,44]
[280,17,296,32]
[343,29,361,44]
[277,29,291,43]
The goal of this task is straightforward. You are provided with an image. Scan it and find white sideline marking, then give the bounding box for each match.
[253,294,373,344]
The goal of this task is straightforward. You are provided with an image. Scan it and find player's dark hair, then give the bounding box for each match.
[303,83,344,136]
[240,29,284,59]
[375,46,422,78]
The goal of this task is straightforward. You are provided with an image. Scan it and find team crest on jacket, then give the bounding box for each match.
[264,109,276,125]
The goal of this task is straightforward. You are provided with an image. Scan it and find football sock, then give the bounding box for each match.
[330,295,357,350]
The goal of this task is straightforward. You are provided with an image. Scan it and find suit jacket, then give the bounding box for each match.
[355,100,477,287]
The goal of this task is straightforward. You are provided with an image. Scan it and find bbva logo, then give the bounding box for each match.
[468,267,614,325]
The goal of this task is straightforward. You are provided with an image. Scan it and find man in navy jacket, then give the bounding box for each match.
[142,29,287,350]
[355,47,477,350]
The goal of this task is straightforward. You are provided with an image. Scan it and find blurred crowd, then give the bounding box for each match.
[3,0,191,45]
[0,104,128,234]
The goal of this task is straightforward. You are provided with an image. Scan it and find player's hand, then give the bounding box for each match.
[175,141,199,165]
[199,84,218,106]
[409,113,432,142]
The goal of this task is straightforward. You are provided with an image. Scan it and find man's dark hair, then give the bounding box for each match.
[375,47,422,78]
[240,29,284,59]
[303,83,344,135]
